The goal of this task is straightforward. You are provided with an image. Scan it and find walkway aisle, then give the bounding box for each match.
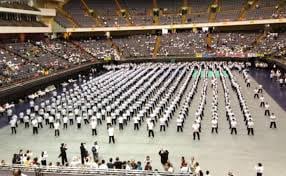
[227,69,286,176]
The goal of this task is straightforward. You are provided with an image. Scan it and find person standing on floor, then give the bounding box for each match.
[10,118,17,134]
[54,121,60,137]
[76,115,82,129]
[211,118,218,134]
[255,163,264,176]
[40,151,48,166]
[230,119,237,135]
[264,103,270,116]
[91,141,99,162]
[176,118,183,132]
[147,121,154,138]
[108,126,115,144]
[192,121,200,140]
[247,119,254,136]
[31,118,38,135]
[158,149,169,165]
[80,143,88,165]
[63,116,68,129]
[270,113,277,128]
[254,88,259,99]
[58,143,68,165]
[90,119,97,136]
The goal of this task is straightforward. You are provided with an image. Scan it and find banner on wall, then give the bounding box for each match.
[256,53,265,57]
[195,53,203,58]
[247,53,257,57]
[104,56,112,61]
[162,28,169,35]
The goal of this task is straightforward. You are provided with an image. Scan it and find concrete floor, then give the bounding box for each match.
[0,66,285,176]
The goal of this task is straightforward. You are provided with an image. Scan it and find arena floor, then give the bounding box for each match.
[0,66,285,176]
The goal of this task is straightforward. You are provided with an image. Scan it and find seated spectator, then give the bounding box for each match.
[144,162,152,171]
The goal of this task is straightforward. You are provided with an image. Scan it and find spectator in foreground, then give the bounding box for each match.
[158,148,169,165]
[13,169,27,176]
[228,172,234,176]
[107,158,113,168]
[113,157,122,169]
[144,162,152,171]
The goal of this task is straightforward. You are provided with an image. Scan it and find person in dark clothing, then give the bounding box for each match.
[113,157,123,169]
[107,158,114,169]
[80,143,88,165]
[58,143,67,166]
[158,149,169,165]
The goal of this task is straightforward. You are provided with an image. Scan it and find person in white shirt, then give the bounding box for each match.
[91,119,97,136]
[176,118,183,132]
[7,108,12,122]
[106,116,112,129]
[247,119,254,135]
[192,122,200,140]
[108,126,115,144]
[10,119,17,134]
[31,118,38,135]
[24,115,30,128]
[264,103,270,116]
[255,163,264,176]
[159,117,166,132]
[44,113,49,125]
[147,121,154,138]
[230,119,237,135]
[211,118,218,134]
[99,160,108,170]
[49,115,54,128]
[40,151,48,166]
[270,113,277,128]
[83,112,89,124]
[54,121,60,137]
[118,116,124,130]
[246,79,251,87]
[258,84,263,93]
[37,115,43,128]
[76,115,82,129]
[133,117,139,131]
[68,111,74,125]
[63,116,68,129]
[254,88,259,99]
[259,96,265,107]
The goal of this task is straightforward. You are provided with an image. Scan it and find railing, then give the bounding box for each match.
[0,164,192,176]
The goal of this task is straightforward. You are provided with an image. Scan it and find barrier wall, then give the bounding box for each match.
[0,7,56,16]
[65,18,286,33]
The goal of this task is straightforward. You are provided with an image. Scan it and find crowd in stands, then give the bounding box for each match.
[75,38,117,60]
[0,38,105,87]
[158,31,206,56]
[112,34,156,58]
[0,31,285,87]
[0,1,44,27]
[0,12,45,27]
[55,0,286,28]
